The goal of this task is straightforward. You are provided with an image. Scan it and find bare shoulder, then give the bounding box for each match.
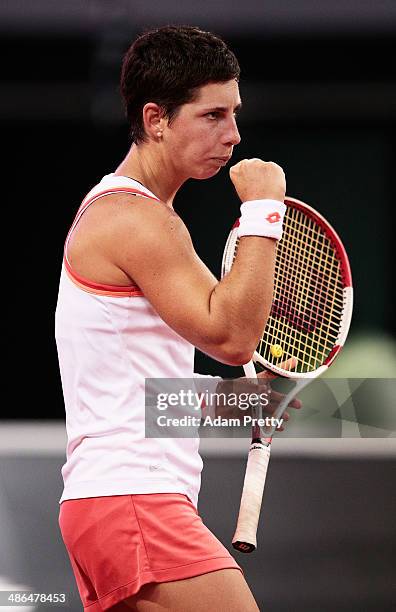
[74,191,188,245]
[89,193,194,276]
[93,191,185,229]
[67,191,192,284]
[107,192,191,246]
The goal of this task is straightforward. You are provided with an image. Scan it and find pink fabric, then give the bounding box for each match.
[59,493,242,610]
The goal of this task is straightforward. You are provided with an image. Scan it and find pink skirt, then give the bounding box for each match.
[59,493,242,611]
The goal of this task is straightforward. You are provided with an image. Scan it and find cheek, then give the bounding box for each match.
[177,119,215,145]
[167,120,218,169]
[187,126,218,158]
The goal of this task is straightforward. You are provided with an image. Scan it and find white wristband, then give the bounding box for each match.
[237,199,286,240]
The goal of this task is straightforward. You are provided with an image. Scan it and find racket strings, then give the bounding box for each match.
[258,207,345,373]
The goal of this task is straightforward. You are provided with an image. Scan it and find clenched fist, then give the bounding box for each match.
[229,158,286,202]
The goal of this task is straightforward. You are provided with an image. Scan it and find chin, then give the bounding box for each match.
[191,166,222,180]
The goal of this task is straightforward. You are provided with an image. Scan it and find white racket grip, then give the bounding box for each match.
[232,441,271,552]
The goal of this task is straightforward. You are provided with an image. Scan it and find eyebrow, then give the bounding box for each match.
[203,102,242,113]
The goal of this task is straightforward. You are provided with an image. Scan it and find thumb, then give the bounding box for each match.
[257,357,298,379]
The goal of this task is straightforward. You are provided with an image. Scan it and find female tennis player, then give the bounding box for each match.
[56,25,299,611]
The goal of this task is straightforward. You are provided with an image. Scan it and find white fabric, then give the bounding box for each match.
[238,199,286,240]
[55,175,203,507]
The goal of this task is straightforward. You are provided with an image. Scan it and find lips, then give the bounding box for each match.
[212,156,231,163]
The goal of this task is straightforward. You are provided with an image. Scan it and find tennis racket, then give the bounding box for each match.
[221,196,353,553]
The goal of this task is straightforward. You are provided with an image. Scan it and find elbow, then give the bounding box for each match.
[203,321,264,366]
[217,318,270,366]
[227,352,254,367]
[215,341,256,367]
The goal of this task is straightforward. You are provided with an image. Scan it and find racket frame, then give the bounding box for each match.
[222,196,354,380]
[222,196,353,552]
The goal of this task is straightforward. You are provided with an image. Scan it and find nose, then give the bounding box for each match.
[224,116,241,147]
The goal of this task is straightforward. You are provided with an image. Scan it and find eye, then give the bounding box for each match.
[205,112,221,120]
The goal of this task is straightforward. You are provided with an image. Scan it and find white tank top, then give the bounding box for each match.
[55,174,203,506]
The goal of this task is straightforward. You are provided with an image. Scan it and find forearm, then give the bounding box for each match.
[208,235,276,357]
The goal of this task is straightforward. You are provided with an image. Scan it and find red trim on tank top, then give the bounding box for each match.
[64,266,144,297]
[63,257,142,293]
[64,186,160,294]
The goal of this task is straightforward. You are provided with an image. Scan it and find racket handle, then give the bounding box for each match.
[243,360,257,378]
[232,441,271,553]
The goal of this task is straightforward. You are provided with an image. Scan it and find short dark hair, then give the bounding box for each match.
[120,25,240,144]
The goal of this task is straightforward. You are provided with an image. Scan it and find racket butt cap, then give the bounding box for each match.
[232,541,256,554]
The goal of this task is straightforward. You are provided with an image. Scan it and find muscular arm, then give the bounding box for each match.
[106,196,276,366]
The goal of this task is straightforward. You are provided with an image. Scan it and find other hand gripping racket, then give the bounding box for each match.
[221,196,353,553]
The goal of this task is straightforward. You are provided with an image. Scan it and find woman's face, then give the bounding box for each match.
[162,80,242,180]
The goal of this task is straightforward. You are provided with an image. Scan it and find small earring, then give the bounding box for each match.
[157,131,163,138]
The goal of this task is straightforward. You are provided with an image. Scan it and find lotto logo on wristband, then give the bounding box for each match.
[266,212,281,224]
[238,199,286,240]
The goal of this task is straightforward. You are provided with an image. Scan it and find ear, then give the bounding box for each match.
[142,103,167,140]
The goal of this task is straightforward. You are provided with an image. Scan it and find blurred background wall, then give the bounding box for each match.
[2,0,395,406]
[1,1,395,610]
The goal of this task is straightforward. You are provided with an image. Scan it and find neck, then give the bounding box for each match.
[114,143,186,207]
